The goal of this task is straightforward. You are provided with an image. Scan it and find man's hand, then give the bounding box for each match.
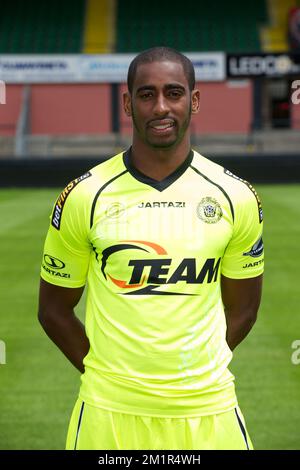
[221,274,263,350]
[38,278,90,373]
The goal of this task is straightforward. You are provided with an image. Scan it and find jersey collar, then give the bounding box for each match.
[123,147,194,192]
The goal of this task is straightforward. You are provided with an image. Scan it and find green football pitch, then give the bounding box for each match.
[0,185,299,450]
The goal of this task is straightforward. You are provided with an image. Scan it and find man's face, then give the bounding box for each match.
[124,61,199,149]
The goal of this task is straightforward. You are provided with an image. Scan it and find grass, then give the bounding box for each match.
[0,186,299,449]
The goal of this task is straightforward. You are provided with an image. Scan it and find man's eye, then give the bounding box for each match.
[140,92,153,99]
[169,90,182,98]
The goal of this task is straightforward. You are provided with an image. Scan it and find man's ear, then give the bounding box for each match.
[123,92,132,117]
[191,89,200,114]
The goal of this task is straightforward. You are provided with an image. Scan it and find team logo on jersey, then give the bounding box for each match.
[197,197,223,224]
[51,171,91,230]
[105,203,126,219]
[98,240,221,295]
[243,236,264,258]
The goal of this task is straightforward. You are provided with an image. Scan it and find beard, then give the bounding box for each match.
[131,104,192,149]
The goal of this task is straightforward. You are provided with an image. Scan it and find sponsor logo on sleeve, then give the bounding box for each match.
[43,255,65,269]
[242,237,264,268]
[243,259,264,269]
[51,172,91,230]
[243,236,264,258]
[42,254,71,278]
[224,169,263,223]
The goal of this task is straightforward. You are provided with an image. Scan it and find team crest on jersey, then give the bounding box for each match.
[197,197,223,224]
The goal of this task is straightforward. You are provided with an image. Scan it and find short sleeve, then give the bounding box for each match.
[40,178,92,288]
[221,185,264,279]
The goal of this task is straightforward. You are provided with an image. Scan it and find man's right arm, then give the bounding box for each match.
[38,278,90,373]
[39,175,93,372]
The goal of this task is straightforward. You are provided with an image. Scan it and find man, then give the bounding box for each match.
[38,47,264,450]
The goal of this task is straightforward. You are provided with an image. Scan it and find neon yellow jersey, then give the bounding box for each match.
[41,149,264,417]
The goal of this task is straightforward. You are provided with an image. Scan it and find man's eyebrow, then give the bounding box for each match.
[164,83,185,90]
[136,85,156,94]
[136,83,185,93]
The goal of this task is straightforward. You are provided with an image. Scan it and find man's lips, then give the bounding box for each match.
[147,119,175,131]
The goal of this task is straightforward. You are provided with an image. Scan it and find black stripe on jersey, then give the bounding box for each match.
[234,408,250,450]
[190,165,235,222]
[101,244,148,279]
[123,147,194,191]
[224,168,263,223]
[90,169,128,228]
[74,401,85,450]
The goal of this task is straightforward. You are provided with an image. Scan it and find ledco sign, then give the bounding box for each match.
[227,53,300,77]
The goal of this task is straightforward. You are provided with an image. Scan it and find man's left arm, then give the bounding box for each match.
[221,274,263,350]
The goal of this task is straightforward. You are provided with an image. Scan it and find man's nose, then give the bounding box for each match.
[153,94,170,115]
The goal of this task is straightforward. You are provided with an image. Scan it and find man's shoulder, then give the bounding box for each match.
[66,151,126,199]
[51,152,126,228]
[191,150,260,203]
[89,151,126,181]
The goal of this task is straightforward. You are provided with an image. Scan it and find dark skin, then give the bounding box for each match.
[221,274,263,350]
[123,61,200,180]
[38,279,88,373]
[38,59,263,372]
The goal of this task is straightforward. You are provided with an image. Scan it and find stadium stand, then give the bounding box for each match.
[116,0,268,52]
[0,0,85,53]
[261,0,297,52]
[1,0,300,161]
[83,0,116,53]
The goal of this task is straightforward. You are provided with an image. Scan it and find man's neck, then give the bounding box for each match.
[130,139,191,182]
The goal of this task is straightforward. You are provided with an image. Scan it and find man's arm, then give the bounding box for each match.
[38,278,90,373]
[221,274,263,351]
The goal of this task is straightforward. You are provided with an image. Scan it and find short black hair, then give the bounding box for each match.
[127,46,195,94]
